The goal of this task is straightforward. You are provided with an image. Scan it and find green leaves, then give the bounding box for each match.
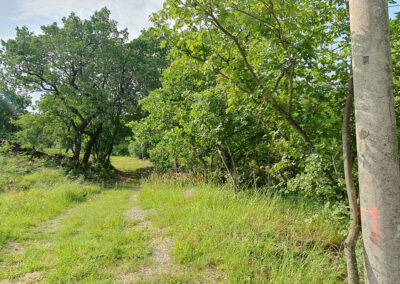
[0,75,30,138]
[1,9,168,164]
[132,0,354,198]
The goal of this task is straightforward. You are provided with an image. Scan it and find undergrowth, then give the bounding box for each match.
[0,141,119,183]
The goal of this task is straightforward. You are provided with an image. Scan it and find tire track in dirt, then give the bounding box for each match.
[120,191,175,283]
[119,190,226,284]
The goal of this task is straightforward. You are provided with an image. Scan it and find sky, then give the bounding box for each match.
[0,0,165,41]
[0,0,399,42]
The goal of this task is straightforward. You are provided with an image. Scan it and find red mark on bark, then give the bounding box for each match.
[361,205,379,244]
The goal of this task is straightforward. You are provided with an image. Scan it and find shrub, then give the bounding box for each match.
[112,142,130,156]
[128,140,149,159]
[287,153,344,200]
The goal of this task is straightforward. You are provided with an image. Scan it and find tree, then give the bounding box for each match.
[136,0,352,196]
[1,8,127,162]
[152,0,350,147]
[12,113,59,149]
[0,77,30,138]
[1,9,168,165]
[349,0,400,282]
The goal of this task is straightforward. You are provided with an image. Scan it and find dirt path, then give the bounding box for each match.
[118,188,226,284]
[119,191,176,283]
[0,272,41,284]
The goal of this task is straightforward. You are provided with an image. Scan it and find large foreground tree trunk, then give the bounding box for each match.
[349,0,400,282]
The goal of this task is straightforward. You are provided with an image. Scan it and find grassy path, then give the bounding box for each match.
[136,181,347,283]
[0,187,151,283]
[0,155,215,283]
[1,154,349,283]
[0,156,156,283]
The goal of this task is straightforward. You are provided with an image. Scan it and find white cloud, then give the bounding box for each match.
[16,0,164,39]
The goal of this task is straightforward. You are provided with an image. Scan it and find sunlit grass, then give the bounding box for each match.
[0,151,349,283]
[0,189,150,282]
[0,152,151,282]
[111,156,152,172]
[44,148,68,155]
[0,152,102,249]
[138,179,347,283]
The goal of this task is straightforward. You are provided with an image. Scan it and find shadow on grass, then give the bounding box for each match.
[115,166,154,185]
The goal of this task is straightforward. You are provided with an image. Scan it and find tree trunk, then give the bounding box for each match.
[174,157,179,173]
[72,131,83,161]
[71,117,95,162]
[349,1,400,283]
[103,114,121,165]
[82,124,102,165]
[343,75,361,284]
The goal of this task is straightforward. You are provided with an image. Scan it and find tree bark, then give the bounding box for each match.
[72,130,83,161]
[82,124,103,165]
[268,97,313,146]
[71,116,95,162]
[349,0,400,282]
[342,75,361,284]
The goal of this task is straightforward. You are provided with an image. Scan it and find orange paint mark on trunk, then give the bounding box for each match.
[361,205,379,244]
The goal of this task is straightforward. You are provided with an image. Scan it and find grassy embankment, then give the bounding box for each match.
[0,150,349,283]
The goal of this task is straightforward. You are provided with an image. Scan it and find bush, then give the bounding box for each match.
[287,153,344,200]
[128,140,149,159]
[112,142,130,156]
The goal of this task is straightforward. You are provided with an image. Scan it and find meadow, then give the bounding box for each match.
[0,151,352,283]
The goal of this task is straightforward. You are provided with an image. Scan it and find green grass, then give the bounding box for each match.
[138,179,348,283]
[0,153,102,248]
[44,148,68,155]
[0,152,151,282]
[110,156,152,172]
[0,189,150,282]
[0,151,350,283]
